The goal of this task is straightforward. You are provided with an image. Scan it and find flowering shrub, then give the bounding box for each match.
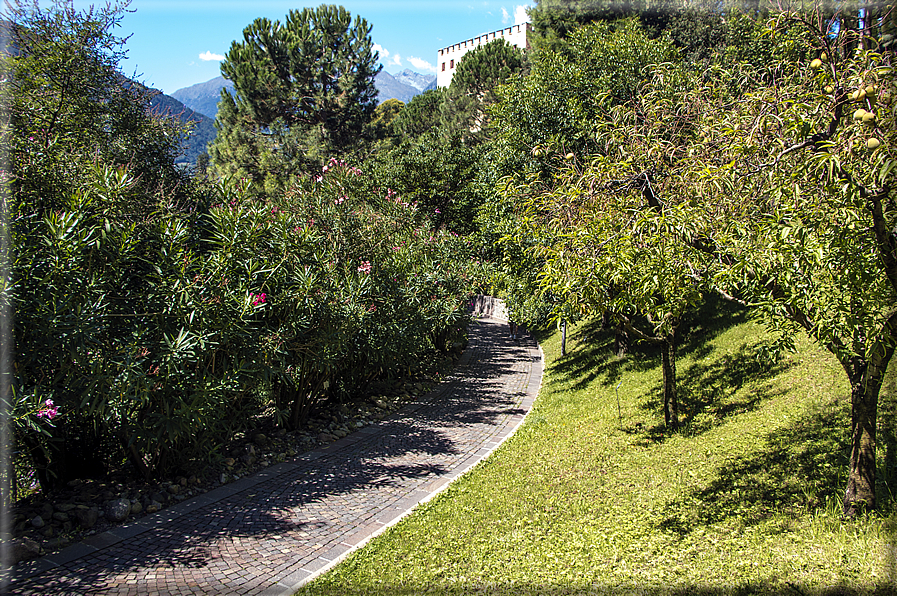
[4,1,477,492]
[10,157,477,487]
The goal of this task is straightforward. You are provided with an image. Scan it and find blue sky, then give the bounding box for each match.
[70,1,533,95]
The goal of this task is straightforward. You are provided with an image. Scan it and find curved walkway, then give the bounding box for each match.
[11,317,543,595]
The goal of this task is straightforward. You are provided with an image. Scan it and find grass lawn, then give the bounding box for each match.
[297,299,897,595]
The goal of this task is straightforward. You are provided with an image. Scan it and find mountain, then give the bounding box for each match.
[393,69,436,92]
[373,70,421,104]
[171,70,436,120]
[146,88,216,166]
[171,76,234,120]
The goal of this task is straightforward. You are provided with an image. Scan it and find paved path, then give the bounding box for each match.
[11,317,543,595]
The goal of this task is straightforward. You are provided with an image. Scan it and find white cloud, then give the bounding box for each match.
[408,56,436,73]
[514,5,528,25]
[390,53,402,67]
[373,43,389,60]
[501,7,510,23]
[199,51,225,62]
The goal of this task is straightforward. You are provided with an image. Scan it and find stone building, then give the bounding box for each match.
[436,22,531,88]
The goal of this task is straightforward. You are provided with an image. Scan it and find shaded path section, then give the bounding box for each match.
[11,317,543,595]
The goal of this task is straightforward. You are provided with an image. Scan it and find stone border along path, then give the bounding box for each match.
[10,317,543,595]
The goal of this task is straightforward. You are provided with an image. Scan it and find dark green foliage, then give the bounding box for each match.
[209,5,381,194]
[446,39,525,142]
[363,128,486,234]
[390,89,448,139]
[529,0,755,62]
[488,19,676,180]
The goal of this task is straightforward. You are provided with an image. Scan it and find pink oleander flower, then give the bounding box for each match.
[435,208,441,214]
[357,261,372,274]
[36,399,58,420]
[335,196,345,205]
[252,292,267,306]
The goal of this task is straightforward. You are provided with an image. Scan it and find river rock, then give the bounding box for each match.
[253,433,268,446]
[105,498,131,522]
[76,507,98,530]
[30,515,45,529]
[11,537,42,564]
[56,503,77,513]
[130,499,143,515]
[52,511,69,522]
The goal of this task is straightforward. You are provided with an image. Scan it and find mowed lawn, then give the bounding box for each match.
[297,300,897,595]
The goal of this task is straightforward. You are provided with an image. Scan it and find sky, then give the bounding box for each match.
[69,1,534,95]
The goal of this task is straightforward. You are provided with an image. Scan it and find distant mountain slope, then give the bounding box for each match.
[171,70,436,120]
[171,76,234,120]
[146,88,216,166]
[394,69,436,92]
[374,70,421,104]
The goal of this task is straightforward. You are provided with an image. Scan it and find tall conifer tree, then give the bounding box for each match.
[209,5,380,193]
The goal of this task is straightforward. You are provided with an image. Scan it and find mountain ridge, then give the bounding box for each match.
[171,70,437,120]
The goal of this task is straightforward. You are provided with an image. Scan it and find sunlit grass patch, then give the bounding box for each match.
[297,303,897,596]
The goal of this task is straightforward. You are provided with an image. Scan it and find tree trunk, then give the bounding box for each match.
[841,344,893,517]
[614,322,630,356]
[661,331,679,430]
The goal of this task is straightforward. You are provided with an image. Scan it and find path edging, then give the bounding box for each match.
[276,330,545,594]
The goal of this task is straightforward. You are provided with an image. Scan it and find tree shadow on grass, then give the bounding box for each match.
[634,341,793,444]
[658,398,851,536]
[543,296,753,398]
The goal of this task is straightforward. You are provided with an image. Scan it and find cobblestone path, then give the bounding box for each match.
[11,317,543,595]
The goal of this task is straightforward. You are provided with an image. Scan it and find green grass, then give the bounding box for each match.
[297,300,897,595]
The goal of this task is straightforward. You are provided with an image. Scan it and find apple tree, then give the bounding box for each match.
[692,9,896,516]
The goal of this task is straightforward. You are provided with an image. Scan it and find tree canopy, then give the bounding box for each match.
[209,4,381,194]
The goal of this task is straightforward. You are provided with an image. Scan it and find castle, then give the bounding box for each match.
[436,23,532,88]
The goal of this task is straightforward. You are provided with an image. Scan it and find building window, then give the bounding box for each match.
[450,59,454,68]
[442,62,446,71]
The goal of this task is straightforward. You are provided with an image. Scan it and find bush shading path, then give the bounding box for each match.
[11,317,543,595]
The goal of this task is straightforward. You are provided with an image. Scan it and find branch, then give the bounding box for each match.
[712,286,751,308]
[742,91,846,177]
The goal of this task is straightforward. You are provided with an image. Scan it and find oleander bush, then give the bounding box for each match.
[3,1,477,497]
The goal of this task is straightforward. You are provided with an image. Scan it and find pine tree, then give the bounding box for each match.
[209,5,380,193]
